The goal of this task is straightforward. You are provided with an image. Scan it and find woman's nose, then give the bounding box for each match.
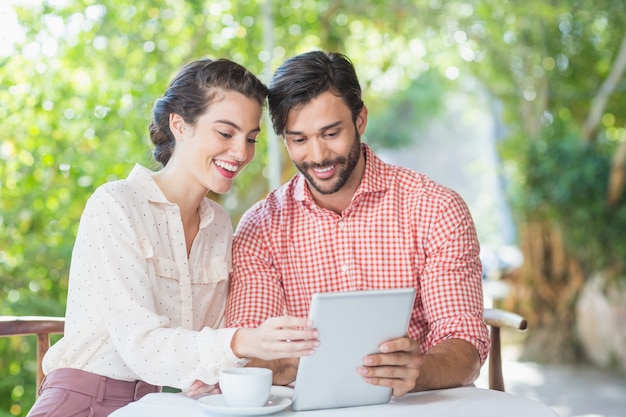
[229,138,250,161]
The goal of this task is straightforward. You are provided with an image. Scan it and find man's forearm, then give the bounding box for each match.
[412,338,481,391]
[248,357,299,386]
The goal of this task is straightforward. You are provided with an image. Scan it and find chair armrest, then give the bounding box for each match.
[483,308,527,392]
[0,316,65,336]
[0,316,65,396]
[483,308,528,331]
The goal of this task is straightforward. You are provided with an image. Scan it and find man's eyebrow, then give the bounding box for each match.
[284,120,343,136]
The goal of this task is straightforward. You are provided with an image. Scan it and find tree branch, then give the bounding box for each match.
[582,34,626,143]
[607,128,626,206]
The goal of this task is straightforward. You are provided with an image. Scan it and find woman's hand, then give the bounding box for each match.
[231,316,320,360]
[184,380,221,397]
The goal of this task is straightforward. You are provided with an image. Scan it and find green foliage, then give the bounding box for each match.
[0,1,272,413]
[458,0,626,276]
[1,1,458,414]
[365,69,447,149]
[2,0,626,414]
[459,0,626,137]
[517,122,626,275]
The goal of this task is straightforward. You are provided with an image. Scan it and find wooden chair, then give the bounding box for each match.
[483,308,528,391]
[0,316,65,397]
[0,309,526,396]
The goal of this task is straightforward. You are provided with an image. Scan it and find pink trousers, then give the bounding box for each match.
[26,368,161,417]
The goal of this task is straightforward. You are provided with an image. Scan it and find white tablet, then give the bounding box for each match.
[290,288,416,411]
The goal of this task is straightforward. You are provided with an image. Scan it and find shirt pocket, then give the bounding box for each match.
[152,256,179,279]
[140,238,179,281]
[190,259,230,285]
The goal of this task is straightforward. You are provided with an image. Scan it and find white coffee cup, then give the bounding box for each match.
[219,367,273,408]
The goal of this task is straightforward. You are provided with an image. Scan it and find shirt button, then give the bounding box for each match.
[338,221,345,228]
[341,264,348,272]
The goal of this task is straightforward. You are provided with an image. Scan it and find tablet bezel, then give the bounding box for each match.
[290,288,416,411]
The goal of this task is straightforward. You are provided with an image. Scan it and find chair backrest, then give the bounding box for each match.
[483,308,528,391]
[0,309,526,396]
[0,316,65,397]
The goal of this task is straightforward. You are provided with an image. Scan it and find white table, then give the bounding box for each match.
[110,386,557,417]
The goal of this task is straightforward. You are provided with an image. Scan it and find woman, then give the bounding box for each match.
[27,58,319,417]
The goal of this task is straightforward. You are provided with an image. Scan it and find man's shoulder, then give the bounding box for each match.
[385,163,457,200]
[239,177,298,223]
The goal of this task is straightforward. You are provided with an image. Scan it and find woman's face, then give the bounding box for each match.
[175,91,262,195]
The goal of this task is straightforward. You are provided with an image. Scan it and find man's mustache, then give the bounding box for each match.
[300,157,347,170]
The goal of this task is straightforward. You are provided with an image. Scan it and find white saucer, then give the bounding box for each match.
[197,386,293,416]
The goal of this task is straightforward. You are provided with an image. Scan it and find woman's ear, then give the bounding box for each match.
[356,105,368,135]
[169,113,186,140]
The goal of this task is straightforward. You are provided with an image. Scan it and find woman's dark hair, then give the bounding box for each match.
[149,58,268,166]
[267,51,364,135]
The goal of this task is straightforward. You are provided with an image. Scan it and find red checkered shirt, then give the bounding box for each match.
[226,144,490,363]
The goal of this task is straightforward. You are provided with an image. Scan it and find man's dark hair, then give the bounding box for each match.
[268,51,364,135]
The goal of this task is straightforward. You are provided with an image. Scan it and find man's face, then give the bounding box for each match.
[282,91,367,196]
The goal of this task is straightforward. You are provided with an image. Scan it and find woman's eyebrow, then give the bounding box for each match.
[214,119,261,134]
[214,119,241,130]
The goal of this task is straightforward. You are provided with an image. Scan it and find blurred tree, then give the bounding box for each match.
[0,1,448,414]
[0,0,270,414]
[450,0,626,362]
[3,0,626,415]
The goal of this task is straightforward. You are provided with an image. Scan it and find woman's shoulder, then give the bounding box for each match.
[91,177,139,200]
[82,175,150,218]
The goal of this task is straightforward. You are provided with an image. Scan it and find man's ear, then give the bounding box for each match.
[356,105,368,135]
[169,113,186,140]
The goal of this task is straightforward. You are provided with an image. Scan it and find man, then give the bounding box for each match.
[226,51,490,396]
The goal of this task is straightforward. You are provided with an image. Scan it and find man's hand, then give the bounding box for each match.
[248,357,300,386]
[357,336,422,397]
[359,337,481,396]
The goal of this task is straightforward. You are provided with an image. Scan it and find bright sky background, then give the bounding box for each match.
[0,0,73,58]
[0,1,25,57]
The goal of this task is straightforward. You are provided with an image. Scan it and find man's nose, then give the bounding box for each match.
[307,137,326,163]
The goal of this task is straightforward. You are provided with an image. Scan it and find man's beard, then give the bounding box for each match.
[294,132,362,195]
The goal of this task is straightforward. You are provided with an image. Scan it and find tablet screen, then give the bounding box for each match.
[291,288,416,411]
